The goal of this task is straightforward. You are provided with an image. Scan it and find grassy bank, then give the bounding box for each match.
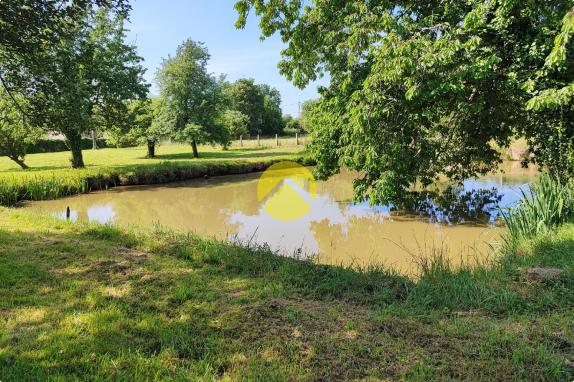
[0,208,572,381]
[0,145,306,206]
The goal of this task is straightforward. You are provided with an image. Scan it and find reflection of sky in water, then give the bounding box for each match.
[227,177,531,257]
[463,178,531,220]
[87,205,116,224]
[53,204,115,225]
[228,192,361,256]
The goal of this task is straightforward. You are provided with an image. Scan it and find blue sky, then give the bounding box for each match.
[125,0,325,116]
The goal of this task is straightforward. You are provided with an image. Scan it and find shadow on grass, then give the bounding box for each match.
[0,148,298,174]
[1,224,573,381]
[0,225,408,380]
[154,149,297,161]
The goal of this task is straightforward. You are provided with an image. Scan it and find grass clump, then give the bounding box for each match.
[501,173,574,244]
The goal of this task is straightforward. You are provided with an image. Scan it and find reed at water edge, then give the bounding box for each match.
[501,173,574,245]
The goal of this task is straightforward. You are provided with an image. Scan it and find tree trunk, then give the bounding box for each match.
[10,156,28,169]
[191,140,199,158]
[146,141,156,158]
[91,130,98,150]
[67,133,85,168]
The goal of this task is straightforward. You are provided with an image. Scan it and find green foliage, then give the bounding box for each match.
[522,7,574,176]
[0,1,130,58]
[300,99,318,132]
[108,98,168,157]
[2,8,148,169]
[156,40,228,157]
[0,89,41,169]
[223,78,285,135]
[501,173,574,244]
[282,115,302,134]
[236,1,573,204]
[220,109,249,139]
[527,8,574,111]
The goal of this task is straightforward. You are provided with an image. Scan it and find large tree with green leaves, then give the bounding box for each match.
[0,1,131,118]
[2,8,147,168]
[224,78,284,135]
[108,98,169,158]
[156,40,229,158]
[220,110,249,140]
[236,1,573,203]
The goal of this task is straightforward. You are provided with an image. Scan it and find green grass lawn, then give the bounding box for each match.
[0,143,302,175]
[0,208,573,381]
[0,144,306,206]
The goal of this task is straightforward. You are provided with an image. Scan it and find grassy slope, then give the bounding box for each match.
[0,209,573,381]
[0,145,305,206]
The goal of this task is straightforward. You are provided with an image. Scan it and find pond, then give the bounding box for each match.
[24,161,537,275]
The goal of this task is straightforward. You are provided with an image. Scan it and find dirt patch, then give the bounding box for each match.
[117,247,148,260]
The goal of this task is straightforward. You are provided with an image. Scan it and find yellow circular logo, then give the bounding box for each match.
[257,161,317,221]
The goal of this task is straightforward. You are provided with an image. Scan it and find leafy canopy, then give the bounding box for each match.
[156,39,229,156]
[236,0,574,203]
[224,78,285,136]
[2,8,148,168]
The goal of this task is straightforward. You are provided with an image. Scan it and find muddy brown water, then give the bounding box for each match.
[24,162,537,275]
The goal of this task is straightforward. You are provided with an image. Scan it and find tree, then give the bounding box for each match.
[236,1,573,203]
[156,40,228,158]
[0,1,131,122]
[300,99,319,132]
[282,115,302,133]
[108,98,168,158]
[221,110,249,140]
[224,78,285,135]
[0,89,41,169]
[258,83,284,134]
[524,7,574,175]
[224,78,265,135]
[4,9,148,168]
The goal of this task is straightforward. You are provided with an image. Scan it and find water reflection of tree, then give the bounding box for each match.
[393,187,502,225]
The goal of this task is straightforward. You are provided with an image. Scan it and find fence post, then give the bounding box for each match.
[276,134,279,146]
[257,134,260,146]
[240,135,243,147]
[296,133,299,145]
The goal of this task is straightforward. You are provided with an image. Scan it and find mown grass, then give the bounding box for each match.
[0,208,572,381]
[0,144,306,206]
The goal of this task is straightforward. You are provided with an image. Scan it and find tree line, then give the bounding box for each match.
[0,1,308,169]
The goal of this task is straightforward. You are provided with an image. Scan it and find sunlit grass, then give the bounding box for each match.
[0,142,303,174]
[0,143,307,206]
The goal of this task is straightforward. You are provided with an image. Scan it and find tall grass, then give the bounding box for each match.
[501,173,574,243]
